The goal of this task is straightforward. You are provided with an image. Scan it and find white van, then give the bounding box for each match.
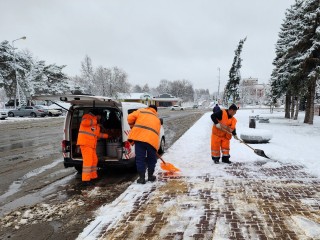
[33,95,165,173]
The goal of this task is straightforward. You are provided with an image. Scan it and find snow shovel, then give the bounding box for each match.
[237,138,270,159]
[156,153,180,173]
[219,127,270,159]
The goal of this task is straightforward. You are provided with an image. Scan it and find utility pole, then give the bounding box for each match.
[217,67,220,102]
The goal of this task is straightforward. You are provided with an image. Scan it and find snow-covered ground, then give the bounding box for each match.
[77,108,320,239]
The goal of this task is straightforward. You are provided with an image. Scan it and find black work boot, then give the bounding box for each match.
[222,156,231,164]
[80,181,95,187]
[137,172,146,184]
[148,170,156,182]
[212,157,220,164]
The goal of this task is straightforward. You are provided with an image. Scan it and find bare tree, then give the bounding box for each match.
[80,55,94,94]
[132,84,142,92]
[170,79,194,101]
[92,66,130,97]
[142,84,150,93]
[156,79,170,94]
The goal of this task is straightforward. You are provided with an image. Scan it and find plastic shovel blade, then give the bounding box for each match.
[160,162,180,173]
[254,149,270,159]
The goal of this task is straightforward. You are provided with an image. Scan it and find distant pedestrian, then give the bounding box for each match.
[213,104,220,113]
[127,105,161,184]
[210,104,239,164]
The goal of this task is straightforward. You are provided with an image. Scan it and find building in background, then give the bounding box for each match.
[239,77,269,106]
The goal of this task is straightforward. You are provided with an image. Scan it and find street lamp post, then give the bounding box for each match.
[12,36,26,109]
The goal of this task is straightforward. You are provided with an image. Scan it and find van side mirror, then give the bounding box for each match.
[160,118,163,125]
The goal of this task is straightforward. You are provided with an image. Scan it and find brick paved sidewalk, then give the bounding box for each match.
[93,160,320,240]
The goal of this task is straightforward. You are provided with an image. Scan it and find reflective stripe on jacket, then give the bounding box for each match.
[77,113,108,148]
[212,109,237,140]
[127,107,161,150]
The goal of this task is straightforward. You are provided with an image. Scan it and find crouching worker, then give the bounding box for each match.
[127,105,161,184]
[210,104,239,164]
[77,110,108,186]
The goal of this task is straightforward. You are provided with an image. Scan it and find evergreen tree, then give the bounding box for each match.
[0,41,16,98]
[42,64,69,94]
[271,0,320,124]
[225,37,247,104]
[294,0,320,124]
[0,40,70,101]
[270,1,304,118]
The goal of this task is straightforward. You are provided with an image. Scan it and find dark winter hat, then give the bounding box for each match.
[229,104,238,111]
[149,105,158,112]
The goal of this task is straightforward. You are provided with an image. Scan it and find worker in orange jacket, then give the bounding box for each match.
[210,104,239,164]
[127,105,161,184]
[77,110,108,186]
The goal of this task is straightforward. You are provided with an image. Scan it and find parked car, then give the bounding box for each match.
[0,109,8,120]
[36,105,62,117]
[47,108,62,117]
[192,104,199,109]
[171,105,184,110]
[32,95,165,173]
[7,106,48,117]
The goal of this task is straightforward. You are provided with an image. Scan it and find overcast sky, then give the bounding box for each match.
[1,0,294,93]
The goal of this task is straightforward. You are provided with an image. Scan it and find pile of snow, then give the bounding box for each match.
[1,199,84,229]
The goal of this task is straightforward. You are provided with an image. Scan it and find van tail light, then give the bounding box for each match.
[124,141,132,154]
[62,140,71,153]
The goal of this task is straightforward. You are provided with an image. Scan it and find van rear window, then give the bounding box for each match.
[128,109,138,114]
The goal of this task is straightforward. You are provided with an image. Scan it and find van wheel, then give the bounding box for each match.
[75,166,82,174]
[158,137,165,154]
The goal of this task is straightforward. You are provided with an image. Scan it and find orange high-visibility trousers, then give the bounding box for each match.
[80,146,98,181]
[211,134,230,159]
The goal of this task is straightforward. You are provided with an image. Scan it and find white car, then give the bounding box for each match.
[8,106,48,117]
[0,109,8,120]
[48,108,62,117]
[32,95,165,173]
[44,106,63,117]
[171,105,184,110]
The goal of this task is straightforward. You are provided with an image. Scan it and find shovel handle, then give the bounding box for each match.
[238,139,255,151]
[219,127,256,151]
[217,125,269,158]
[156,152,166,164]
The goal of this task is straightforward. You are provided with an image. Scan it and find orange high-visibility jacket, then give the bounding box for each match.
[127,107,161,150]
[212,109,237,140]
[77,113,108,148]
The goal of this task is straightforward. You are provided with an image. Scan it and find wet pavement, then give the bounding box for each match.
[84,160,320,240]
